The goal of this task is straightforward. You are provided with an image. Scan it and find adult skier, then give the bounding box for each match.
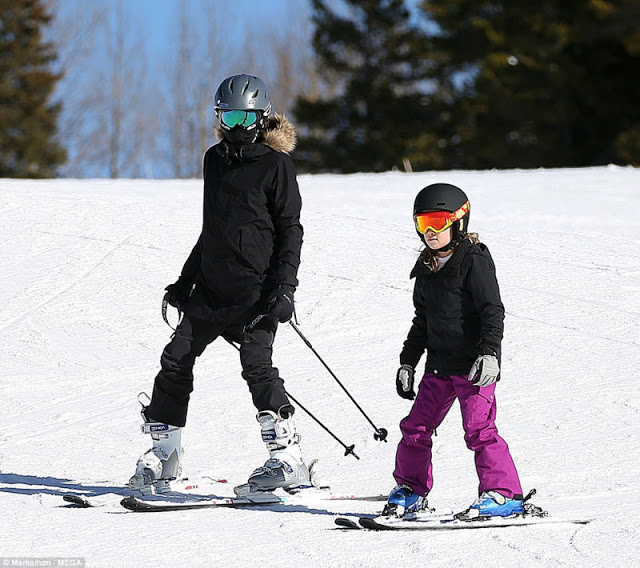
[128,74,309,494]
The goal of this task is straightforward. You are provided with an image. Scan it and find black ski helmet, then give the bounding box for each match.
[413,183,471,249]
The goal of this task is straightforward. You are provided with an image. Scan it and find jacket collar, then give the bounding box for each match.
[215,113,297,161]
[410,238,470,278]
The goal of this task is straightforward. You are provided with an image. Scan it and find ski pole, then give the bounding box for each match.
[284,390,359,460]
[288,321,388,442]
[223,337,359,460]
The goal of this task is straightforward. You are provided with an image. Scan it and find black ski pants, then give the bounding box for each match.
[146,314,292,427]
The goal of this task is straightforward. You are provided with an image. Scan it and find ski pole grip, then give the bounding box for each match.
[244,313,268,336]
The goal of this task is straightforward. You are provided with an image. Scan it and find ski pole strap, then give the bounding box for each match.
[162,296,182,331]
[162,297,170,327]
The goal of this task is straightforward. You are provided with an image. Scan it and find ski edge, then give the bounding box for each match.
[120,494,285,512]
[61,476,231,508]
[335,510,455,530]
[120,491,388,513]
[357,515,593,531]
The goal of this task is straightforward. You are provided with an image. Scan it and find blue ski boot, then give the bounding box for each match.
[455,490,525,521]
[382,484,429,518]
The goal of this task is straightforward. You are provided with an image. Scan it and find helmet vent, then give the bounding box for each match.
[214,74,271,112]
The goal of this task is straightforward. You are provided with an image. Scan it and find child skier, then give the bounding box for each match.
[129,74,309,494]
[387,182,525,520]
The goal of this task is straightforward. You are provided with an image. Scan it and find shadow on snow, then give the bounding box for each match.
[0,472,345,516]
[0,472,130,497]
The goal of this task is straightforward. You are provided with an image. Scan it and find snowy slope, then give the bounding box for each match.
[1,167,639,567]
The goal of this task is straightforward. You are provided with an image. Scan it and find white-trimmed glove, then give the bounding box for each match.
[468,355,500,387]
[396,365,416,400]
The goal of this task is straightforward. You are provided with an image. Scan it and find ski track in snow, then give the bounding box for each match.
[1,168,639,567]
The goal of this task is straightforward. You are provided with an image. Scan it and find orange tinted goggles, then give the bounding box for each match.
[414,201,470,234]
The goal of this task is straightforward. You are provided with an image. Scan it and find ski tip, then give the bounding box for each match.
[63,494,107,508]
[63,494,91,507]
[120,496,164,512]
[334,517,360,529]
[572,518,594,525]
[359,517,397,530]
[120,496,146,511]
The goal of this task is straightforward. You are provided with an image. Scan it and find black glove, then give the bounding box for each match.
[163,278,194,311]
[266,284,295,323]
[396,364,416,400]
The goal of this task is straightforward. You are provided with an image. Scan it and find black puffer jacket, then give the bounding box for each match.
[177,115,303,316]
[399,238,504,376]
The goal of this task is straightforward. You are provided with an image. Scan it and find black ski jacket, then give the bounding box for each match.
[399,239,504,376]
[177,115,303,320]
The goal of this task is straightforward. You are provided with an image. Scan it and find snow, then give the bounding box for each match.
[1,166,639,567]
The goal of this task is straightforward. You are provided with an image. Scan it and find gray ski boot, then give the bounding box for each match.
[128,394,183,495]
[247,410,310,492]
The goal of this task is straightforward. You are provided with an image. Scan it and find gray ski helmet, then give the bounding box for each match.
[413,183,471,247]
[214,74,272,115]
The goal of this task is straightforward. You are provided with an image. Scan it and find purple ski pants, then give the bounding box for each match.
[394,373,522,499]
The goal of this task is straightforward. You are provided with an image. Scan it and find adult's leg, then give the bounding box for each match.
[393,373,457,496]
[146,316,220,427]
[241,321,310,489]
[452,376,523,499]
[240,321,293,417]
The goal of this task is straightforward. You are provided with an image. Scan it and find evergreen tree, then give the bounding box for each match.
[421,0,640,168]
[0,0,66,177]
[293,0,436,173]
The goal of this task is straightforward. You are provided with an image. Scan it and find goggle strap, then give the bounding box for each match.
[450,201,470,222]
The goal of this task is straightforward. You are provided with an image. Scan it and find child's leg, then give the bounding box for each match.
[452,376,523,498]
[393,373,456,496]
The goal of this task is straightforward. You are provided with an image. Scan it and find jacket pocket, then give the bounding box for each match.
[240,224,271,274]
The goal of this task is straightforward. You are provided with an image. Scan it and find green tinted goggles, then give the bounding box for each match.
[219,110,259,129]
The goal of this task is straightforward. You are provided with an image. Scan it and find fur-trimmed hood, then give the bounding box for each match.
[215,113,296,155]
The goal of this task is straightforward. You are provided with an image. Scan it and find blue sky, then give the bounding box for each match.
[110,0,311,56]
[51,0,316,177]
[54,0,313,76]
[50,0,425,177]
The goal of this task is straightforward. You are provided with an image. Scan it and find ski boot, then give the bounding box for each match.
[454,490,525,521]
[382,484,431,518]
[128,394,183,495]
[246,410,310,492]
